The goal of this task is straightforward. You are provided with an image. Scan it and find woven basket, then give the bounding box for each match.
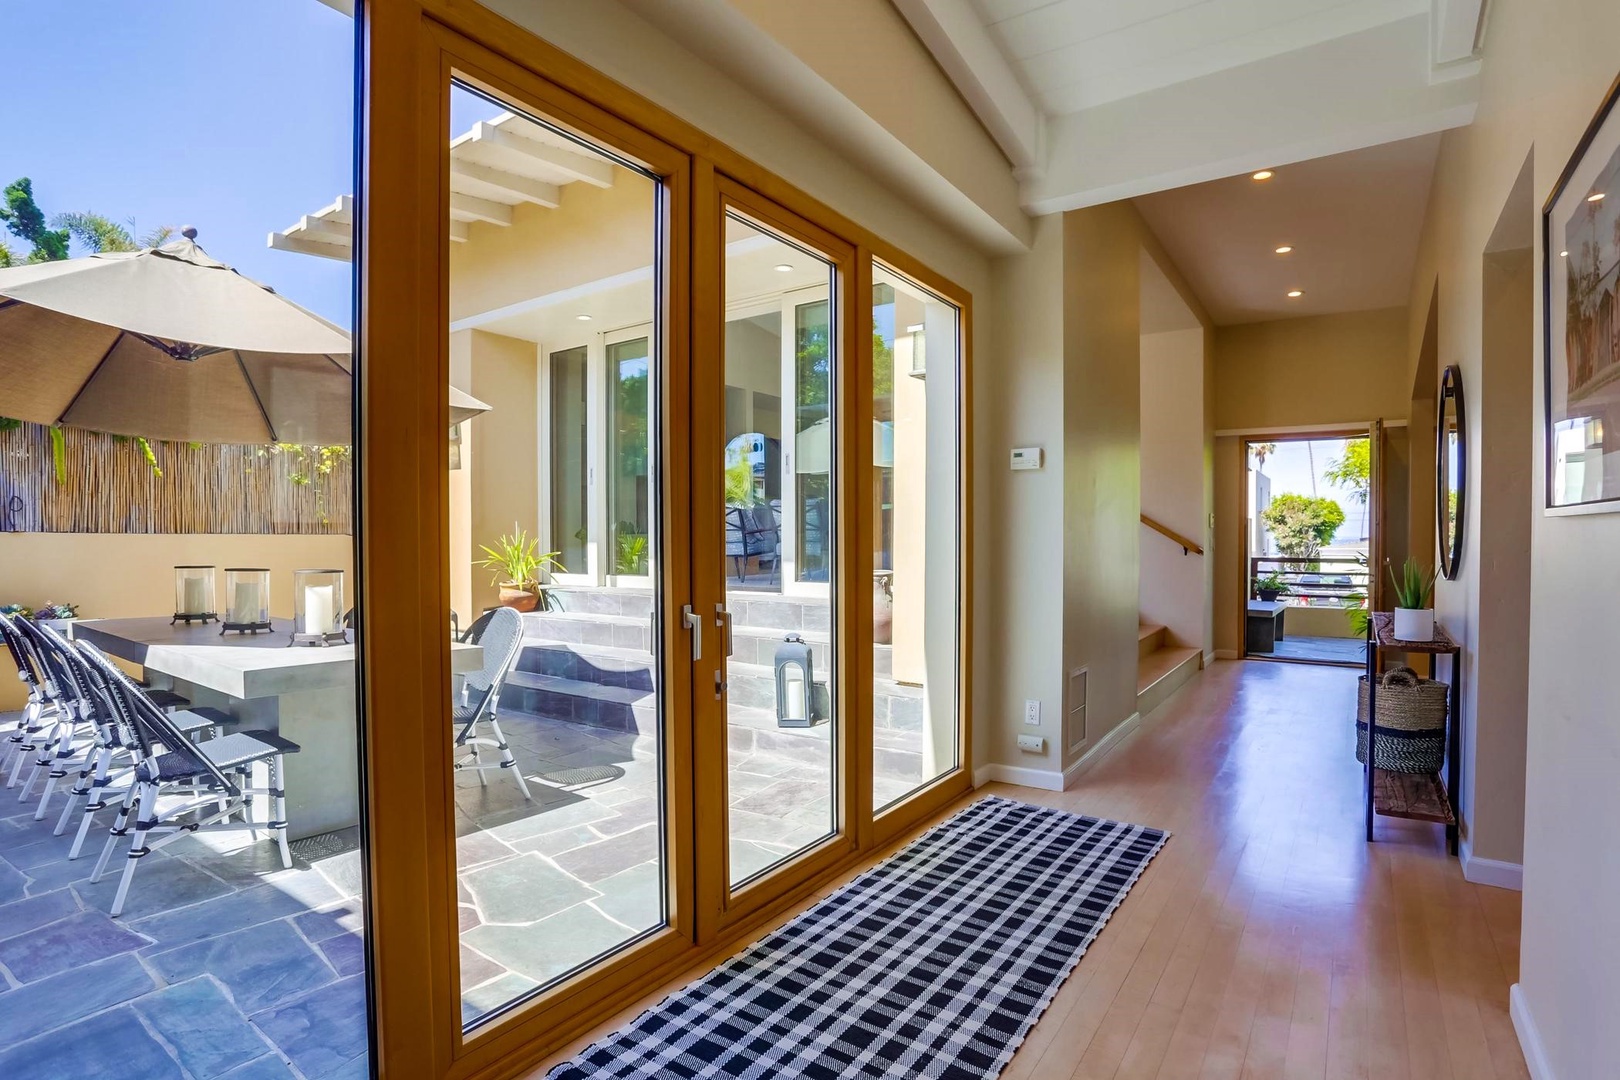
[1355,666,1447,774]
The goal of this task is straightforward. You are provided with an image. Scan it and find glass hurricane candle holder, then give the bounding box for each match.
[172,566,217,625]
[290,568,346,647]
[221,568,273,635]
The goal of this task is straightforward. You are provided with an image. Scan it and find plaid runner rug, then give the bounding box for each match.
[549,796,1168,1080]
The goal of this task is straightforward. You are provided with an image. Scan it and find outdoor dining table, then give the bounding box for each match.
[73,617,483,841]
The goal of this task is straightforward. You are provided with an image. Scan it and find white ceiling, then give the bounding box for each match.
[1132,132,1441,325]
[971,0,1427,115]
[896,0,1483,214]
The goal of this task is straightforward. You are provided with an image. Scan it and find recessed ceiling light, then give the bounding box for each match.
[1251,170,1275,182]
[1286,289,1304,299]
[1560,250,1570,258]
[773,263,794,273]
[575,314,593,322]
[1588,192,1607,202]
[1274,245,1293,254]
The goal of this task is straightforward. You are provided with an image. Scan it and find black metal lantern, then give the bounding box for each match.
[774,634,817,728]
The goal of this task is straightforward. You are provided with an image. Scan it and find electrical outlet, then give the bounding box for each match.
[1023,699,1041,726]
[1017,734,1045,753]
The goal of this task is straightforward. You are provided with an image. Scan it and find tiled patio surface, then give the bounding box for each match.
[1262,634,1366,664]
[0,704,930,1078]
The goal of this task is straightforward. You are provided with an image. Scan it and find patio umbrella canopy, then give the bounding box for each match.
[0,231,491,445]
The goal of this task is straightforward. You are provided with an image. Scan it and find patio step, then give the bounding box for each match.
[1138,621,1167,660]
[502,650,923,736]
[1136,645,1201,717]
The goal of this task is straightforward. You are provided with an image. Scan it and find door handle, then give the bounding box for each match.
[682,605,702,662]
[715,604,733,657]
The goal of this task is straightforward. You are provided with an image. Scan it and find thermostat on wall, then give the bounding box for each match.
[1010,447,1044,471]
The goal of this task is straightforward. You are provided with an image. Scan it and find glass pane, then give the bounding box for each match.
[794,300,832,584]
[0,3,368,1077]
[549,346,589,573]
[608,336,652,577]
[873,265,962,810]
[722,212,836,888]
[447,78,665,1029]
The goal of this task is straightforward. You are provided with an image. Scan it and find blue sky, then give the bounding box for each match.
[1258,438,1369,543]
[3,2,356,325]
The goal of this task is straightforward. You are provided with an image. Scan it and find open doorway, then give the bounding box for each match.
[1241,431,1373,665]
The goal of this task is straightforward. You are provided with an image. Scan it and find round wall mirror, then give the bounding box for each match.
[1437,365,1466,580]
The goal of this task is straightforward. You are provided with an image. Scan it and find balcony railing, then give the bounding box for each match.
[1250,554,1369,607]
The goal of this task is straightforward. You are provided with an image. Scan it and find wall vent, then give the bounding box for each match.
[1066,667,1088,753]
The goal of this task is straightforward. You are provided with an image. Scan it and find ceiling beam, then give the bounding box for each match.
[451,159,562,207]
[449,192,513,226]
[469,122,616,187]
[1025,15,1479,214]
[1432,0,1488,67]
[267,231,350,262]
[890,0,1044,176]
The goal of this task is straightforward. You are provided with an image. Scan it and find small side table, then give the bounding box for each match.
[1364,613,1461,855]
[1245,600,1287,653]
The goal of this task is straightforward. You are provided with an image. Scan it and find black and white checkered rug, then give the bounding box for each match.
[549,796,1168,1079]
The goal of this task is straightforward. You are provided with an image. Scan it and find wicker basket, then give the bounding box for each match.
[1355,666,1447,774]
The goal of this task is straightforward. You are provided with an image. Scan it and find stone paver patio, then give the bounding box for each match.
[0,701,930,1078]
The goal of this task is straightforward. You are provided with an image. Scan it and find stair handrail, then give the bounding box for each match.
[1141,514,1204,556]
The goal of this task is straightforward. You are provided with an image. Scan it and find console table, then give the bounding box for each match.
[1363,613,1461,854]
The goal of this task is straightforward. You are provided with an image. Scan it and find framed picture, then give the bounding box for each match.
[1545,72,1620,512]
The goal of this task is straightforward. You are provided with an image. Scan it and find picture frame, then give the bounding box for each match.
[1544,71,1620,513]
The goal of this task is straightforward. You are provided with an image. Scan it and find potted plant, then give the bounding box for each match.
[1255,571,1288,602]
[477,524,564,613]
[1387,556,1438,641]
[33,602,80,630]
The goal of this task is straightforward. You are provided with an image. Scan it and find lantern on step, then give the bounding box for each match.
[774,634,818,728]
[172,566,217,625]
[290,568,346,647]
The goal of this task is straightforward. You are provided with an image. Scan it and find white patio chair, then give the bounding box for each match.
[452,605,531,800]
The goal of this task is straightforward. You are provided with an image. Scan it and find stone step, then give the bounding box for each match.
[515,640,655,690]
[523,610,651,651]
[501,671,656,736]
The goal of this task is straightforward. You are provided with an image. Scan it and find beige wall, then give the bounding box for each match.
[0,533,353,709]
[1213,308,1411,431]
[1210,308,1414,654]
[449,178,654,326]
[465,330,541,616]
[985,216,1066,770]
[1139,328,1209,652]
[1400,0,1620,1072]
[1059,204,1212,773]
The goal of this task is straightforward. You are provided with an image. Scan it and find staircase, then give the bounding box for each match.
[1137,620,1201,716]
[497,588,927,782]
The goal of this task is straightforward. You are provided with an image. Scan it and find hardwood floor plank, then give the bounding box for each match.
[521,662,1526,1080]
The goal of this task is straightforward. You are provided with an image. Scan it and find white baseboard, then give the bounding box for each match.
[1213,649,1239,660]
[1062,712,1142,789]
[973,763,1064,791]
[1510,984,1556,1080]
[1203,649,1217,665]
[1460,838,1524,891]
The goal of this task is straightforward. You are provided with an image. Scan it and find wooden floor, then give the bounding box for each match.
[525,659,1527,1080]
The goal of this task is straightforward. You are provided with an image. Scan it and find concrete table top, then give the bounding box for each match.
[73,617,482,700]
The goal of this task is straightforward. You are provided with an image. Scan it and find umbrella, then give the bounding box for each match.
[0,230,490,444]
[450,386,491,426]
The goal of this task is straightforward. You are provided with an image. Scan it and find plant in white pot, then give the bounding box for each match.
[1387,556,1438,642]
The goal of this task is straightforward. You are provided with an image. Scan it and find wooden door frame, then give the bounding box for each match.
[360,2,975,1076]
[1234,427,1375,661]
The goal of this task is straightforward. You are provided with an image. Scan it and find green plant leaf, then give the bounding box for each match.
[48,425,66,484]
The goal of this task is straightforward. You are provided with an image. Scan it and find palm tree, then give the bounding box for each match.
[54,212,173,253]
[1251,442,1276,471]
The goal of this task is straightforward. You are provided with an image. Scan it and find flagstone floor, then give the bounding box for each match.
[0,706,928,1079]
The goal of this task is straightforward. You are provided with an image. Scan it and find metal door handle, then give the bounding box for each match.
[715,604,733,657]
[682,605,702,662]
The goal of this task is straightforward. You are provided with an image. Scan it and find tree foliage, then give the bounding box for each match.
[1260,493,1345,559]
[1,178,70,262]
[1323,439,1371,505]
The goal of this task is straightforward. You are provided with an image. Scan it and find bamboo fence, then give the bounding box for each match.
[0,423,351,534]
